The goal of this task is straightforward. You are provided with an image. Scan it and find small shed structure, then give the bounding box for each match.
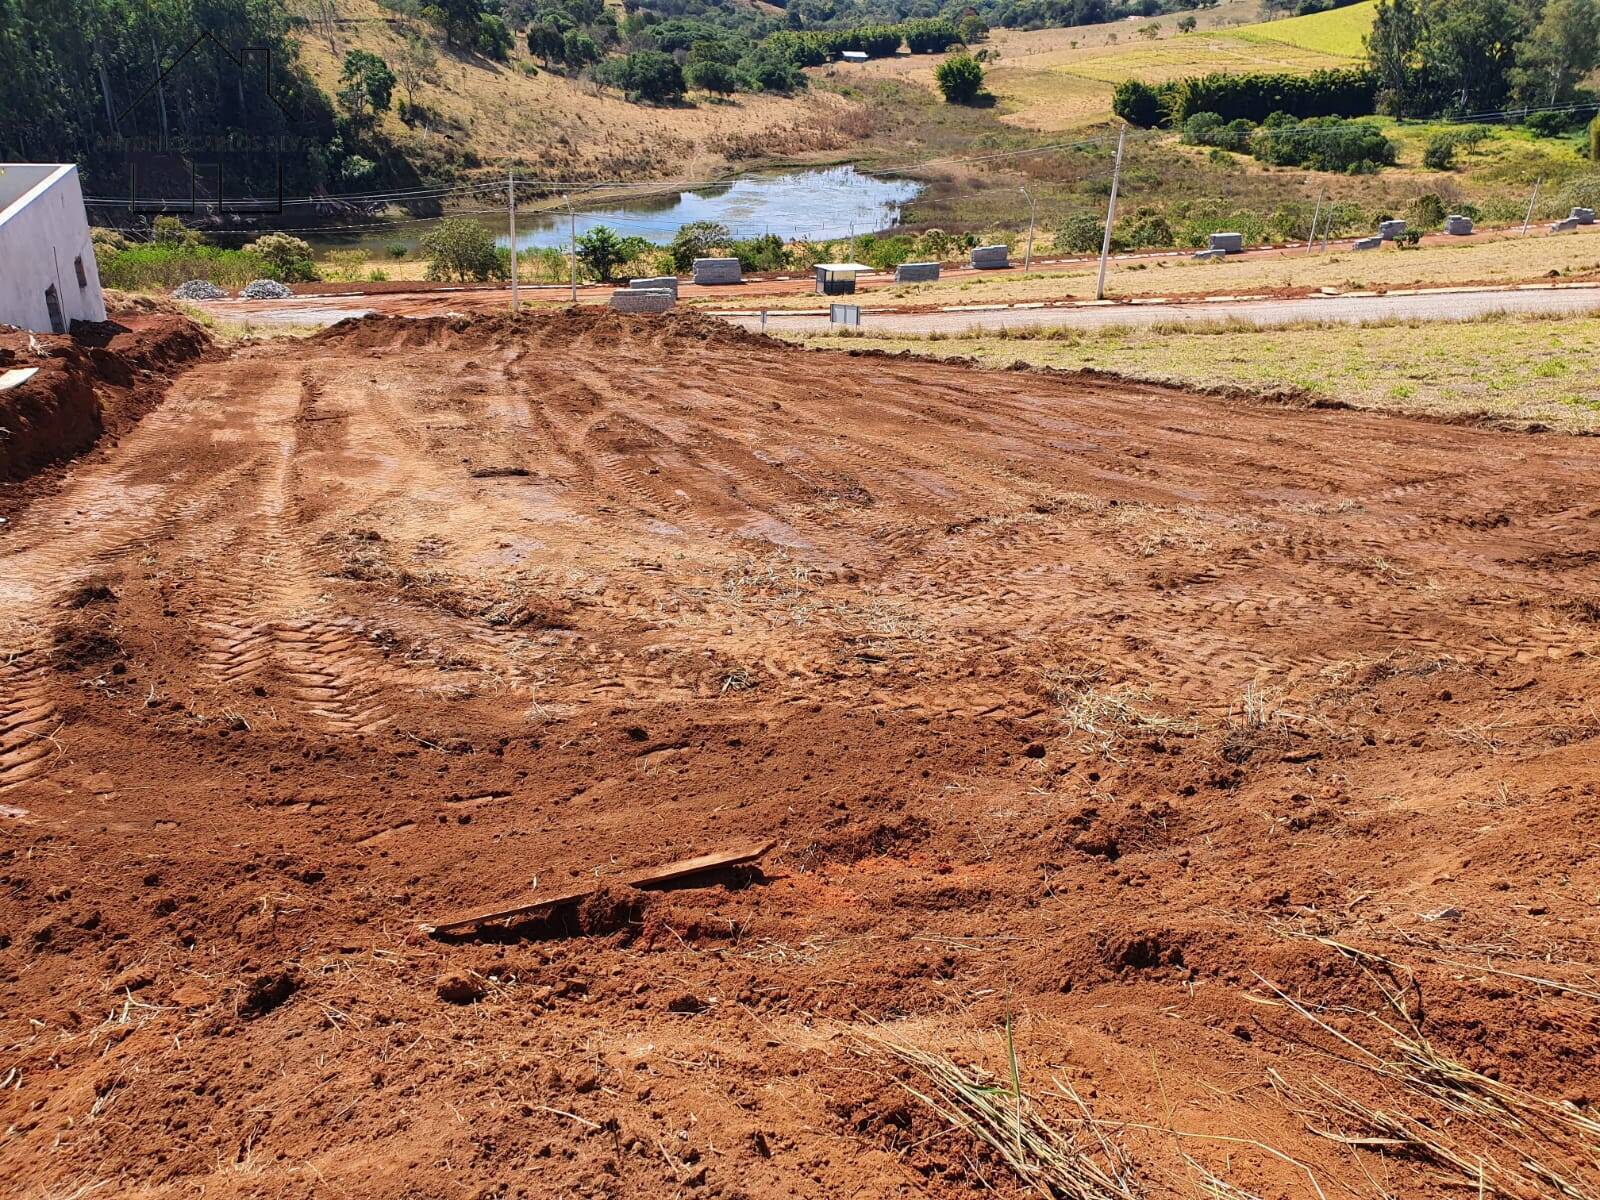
[813,261,874,295]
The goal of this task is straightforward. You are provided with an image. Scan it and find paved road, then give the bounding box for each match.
[725,282,1600,337]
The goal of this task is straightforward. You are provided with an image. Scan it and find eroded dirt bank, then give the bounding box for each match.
[0,313,212,491]
[1,310,1598,1199]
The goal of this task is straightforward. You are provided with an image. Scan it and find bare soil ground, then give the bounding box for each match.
[3,310,1599,1200]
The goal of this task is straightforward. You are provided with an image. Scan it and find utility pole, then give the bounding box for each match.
[1522,176,1543,235]
[567,194,577,303]
[1019,186,1036,271]
[508,166,518,314]
[1306,189,1323,256]
[1095,125,1126,302]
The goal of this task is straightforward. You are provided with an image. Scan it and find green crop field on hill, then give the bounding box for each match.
[1235,0,1377,59]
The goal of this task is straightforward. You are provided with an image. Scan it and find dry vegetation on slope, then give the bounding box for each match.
[292,0,875,183]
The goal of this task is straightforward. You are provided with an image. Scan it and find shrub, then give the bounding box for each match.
[1054,214,1105,253]
[98,245,267,291]
[1525,110,1578,138]
[245,233,319,282]
[853,233,916,269]
[387,243,409,259]
[1422,133,1458,171]
[1119,213,1173,249]
[421,218,504,282]
[1182,111,1254,152]
[728,233,788,272]
[667,220,731,271]
[1251,118,1397,173]
[576,225,629,282]
[150,216,205,247]
[685,58,737,95]
[934,52,984,105]
[1590,114,1600,162]
[1112,79,1167,128]
[913,227,956,260]
[1405,193,1447,229]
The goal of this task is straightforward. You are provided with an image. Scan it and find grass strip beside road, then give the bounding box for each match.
[786,311,1600,434]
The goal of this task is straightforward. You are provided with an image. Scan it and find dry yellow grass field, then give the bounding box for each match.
[790,310,1600,432]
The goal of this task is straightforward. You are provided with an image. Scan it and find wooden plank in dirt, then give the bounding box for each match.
[420,839,776,936]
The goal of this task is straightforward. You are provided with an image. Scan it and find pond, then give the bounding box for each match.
[309,166,921,255]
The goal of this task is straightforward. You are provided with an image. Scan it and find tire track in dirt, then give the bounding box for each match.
[0,652,57,794]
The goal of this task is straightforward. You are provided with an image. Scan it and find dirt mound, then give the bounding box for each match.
[313,306,765,355]
[0,316,211,484]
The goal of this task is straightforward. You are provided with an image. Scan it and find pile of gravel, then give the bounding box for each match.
[240,279,294,300]
[172,279,228,301]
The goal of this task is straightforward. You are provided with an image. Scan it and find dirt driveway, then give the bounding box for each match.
[3,310,1598,1199]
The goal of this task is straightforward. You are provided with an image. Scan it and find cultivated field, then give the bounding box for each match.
[3,309,1600,1198]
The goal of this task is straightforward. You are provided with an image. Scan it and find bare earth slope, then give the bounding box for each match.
[2,310,1598,1199]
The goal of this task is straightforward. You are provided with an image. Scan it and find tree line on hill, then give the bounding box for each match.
[1114,0,1599,131]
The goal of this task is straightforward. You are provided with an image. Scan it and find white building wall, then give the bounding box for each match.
[0,165,107,334]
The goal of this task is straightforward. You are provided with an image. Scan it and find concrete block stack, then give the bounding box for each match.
[1192,248,1227,261]
[1571,207,1596,226]
[691,258,742,285]
[629,276,679,298]
[1352,236,1383,251]
[610,288,675,313]
[969,245,1010,269]
[1208,232,1245,254]
[1550,217,1580,233]
[895,262,941,283]
[1378,219,1407,240]
[1444,215,1474,235]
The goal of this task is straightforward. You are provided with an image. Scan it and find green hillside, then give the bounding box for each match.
[1235,1,1377,60]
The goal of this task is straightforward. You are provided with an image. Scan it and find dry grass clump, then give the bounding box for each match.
[1261,935,1600,1200]
[852,1021,1141,1200]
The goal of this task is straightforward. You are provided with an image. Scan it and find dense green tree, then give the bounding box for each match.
[338,50,395,125]
[1508,0,1598,109]
[1366,0,1423,113]
[0,0,334,192]
[422,0,490,48]
[562,27,600,66]
[1367,0,1531,115]
[598,50,684,102]
[575,224,629,280]
[476,13,514,59]
[934,51,985,104]
[527,16,568,65]
[737,44,806,93]
[684,57,737,95]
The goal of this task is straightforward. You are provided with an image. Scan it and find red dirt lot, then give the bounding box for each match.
[0,314,212,495]
[2,309,1599,1200]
